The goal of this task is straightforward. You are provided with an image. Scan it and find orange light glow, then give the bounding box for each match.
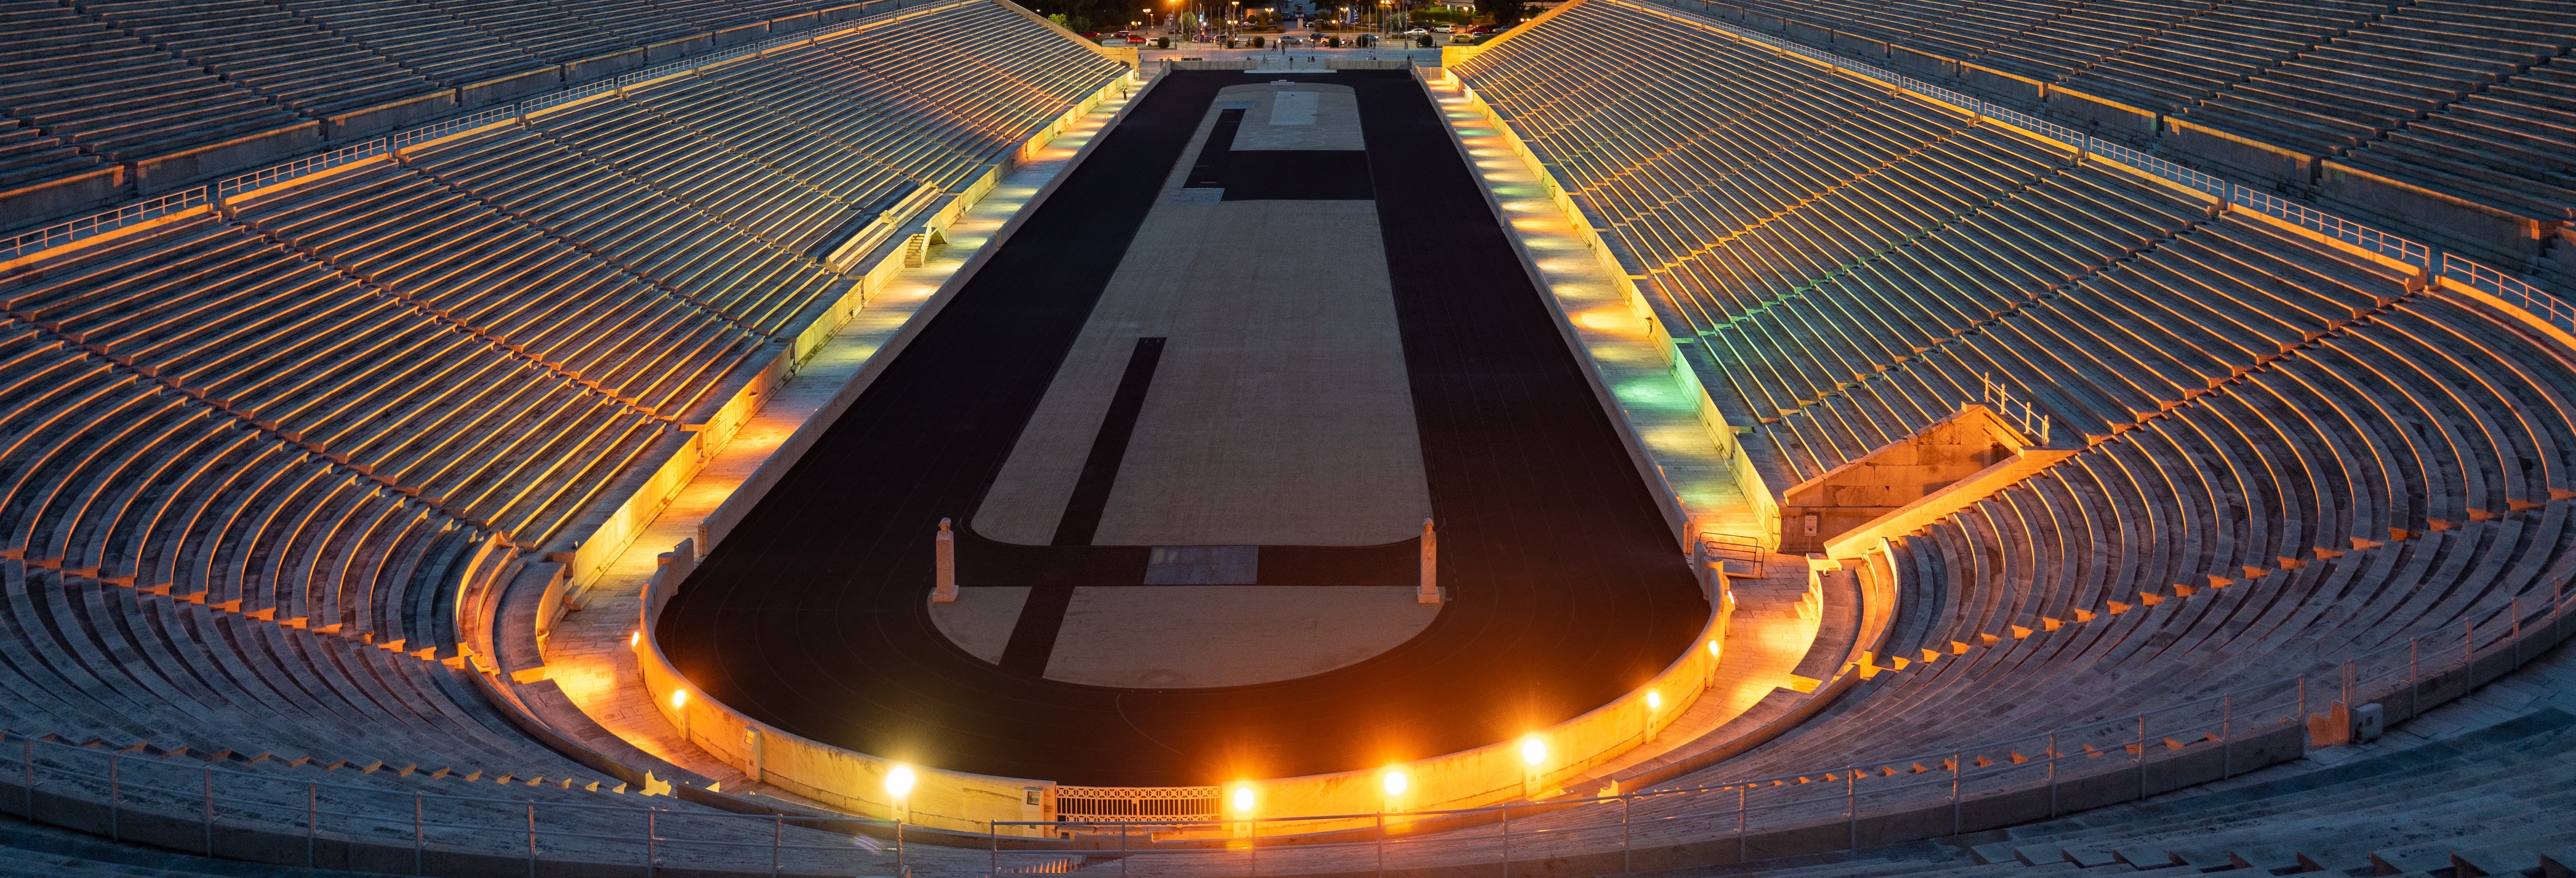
[1520,736,1546,766]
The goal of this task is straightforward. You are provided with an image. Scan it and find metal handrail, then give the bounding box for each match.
[2,188,208,261]
[1977,373,2051,445]
[2228,185,2430,269]
[6,583,2557,874]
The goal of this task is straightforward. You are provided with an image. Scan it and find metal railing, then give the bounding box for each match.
[0,732,913,877]
[3,188,207,261]
[1695,531,1761,568]
[2443,253,2576,336]
[6,581,2557,877]
[389,105,518,151]
[2087,137,2226,199]
[1055,786,1221,821]
[2228,185,2430,270]
[1977,373,2051,446]
[977,586,2569,875]
[217,139,389,199]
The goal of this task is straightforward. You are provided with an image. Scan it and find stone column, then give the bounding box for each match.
[1418,518,1440,604]
[933,519,957,602]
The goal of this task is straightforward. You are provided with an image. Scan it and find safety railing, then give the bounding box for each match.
[984,589,2565,878]
[0,731,914,877]
[2087,137,2226,199]
[1695,531,1761,568]
[1977,373,2051,446]
[2228,185,2430,270]
[2,188,207,262]
[6,583,2556,876]
[2442,253,2576,336]
[218,139,389,199]
[389,105,518,151]
[1055,786,1221,820]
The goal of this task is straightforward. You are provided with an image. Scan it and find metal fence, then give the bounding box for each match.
[1055,786,1222,821]
[2227,185,2430,270]
[2442,253,2576,336]
[5,583,2558,876]
[1978,373,2052,446]
[2,188,207,261]
[990,587,2567,878]
[0,732,915,876]
[217,139,390,199]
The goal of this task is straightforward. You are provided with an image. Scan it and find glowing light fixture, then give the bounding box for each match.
[669,689,687,709]
[1645,690,1662,711]
[629,630,640,647]
[1382,770,1407,796]
[885,765,917,798]
[1520,736,1546,767]
[1231,785,1256,814]
[1708,639,1721,657]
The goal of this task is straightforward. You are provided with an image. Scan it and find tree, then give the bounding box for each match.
[1471,0,1524,26]
[1022,0,1124,31]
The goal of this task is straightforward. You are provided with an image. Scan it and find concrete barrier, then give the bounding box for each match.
[1831,29,1887,57]
[563,46,650,84]
[2319,159,2563,267]
[2044,85,2158,138]
[459,67,562,109]
[0,165,127,231]
[2164,116,2313,187]
[323,89,457,140]
[128,122,322,194]
[1889,44,1955,78]
[647,33,716,62]
[1959,63,2044,104]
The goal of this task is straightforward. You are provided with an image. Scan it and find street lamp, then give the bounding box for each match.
[885,765,915,869]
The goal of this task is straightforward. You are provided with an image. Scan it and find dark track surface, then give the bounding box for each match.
[656,71,1707,786]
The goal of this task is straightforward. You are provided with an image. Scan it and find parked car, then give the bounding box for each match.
[1125,35,1147,43]
[1433,23,1455,32]
[1469,24,1500,33]
[1400,26,1429,35]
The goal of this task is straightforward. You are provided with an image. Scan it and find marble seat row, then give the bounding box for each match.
[1457,0,2576,844]
[0,5,1128,868]
[0,0,1055,232]
[1628,0,2576,273]
[0,0,305,166]
[0,214,673,547]
[2177,0,2576,165]
[229,160,772,419]
[407,125,851,337]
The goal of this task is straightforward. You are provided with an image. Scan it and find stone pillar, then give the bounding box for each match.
[1418,519,1440,604]
[933,519,957,602]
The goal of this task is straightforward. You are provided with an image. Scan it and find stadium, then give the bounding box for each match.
[0,0,2573,873]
